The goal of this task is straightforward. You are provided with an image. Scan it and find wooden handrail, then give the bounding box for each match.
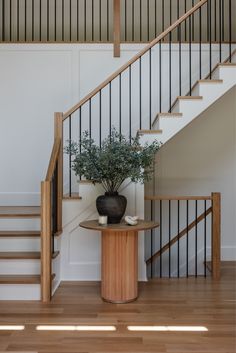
[63,0,207,120]
[145,195,212,201]
[45,138,61,182]
[146,206,212,265]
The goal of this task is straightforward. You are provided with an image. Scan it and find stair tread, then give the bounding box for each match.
[0,274,41,284]
[0,273,56,284]
[138,129,162,134]
[177,96,203,100]
[0,206,40,218]
[63,192,82,200]
[0,230,40,237]
[0,251,41,259]
[198,79,223,83]
[219,63,236,67]
[0,251,59,260]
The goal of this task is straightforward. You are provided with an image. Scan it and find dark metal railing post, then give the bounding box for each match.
[199,6,202,79]
[219,0,222,62]
[169,200,171,277]
[229,0,232,62]
[195,200,198,277]
[160,200,162,278]
[209,0,212,78]
[69,115,72,197]
[189,16,192,95]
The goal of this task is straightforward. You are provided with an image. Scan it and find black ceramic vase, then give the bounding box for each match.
[96,192,127,224]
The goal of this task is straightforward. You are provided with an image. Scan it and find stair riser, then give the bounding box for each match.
[0,260,40,275]
[0,284,41,300]
[0,238,40,252]
[0,219,40,231]
[192,82,224,97]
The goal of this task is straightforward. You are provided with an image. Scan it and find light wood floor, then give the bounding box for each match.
[0,262,235,353]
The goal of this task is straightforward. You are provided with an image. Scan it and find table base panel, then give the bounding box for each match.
[101,230,138,303]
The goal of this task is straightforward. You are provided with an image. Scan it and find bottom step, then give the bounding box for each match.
[0,273,56,284]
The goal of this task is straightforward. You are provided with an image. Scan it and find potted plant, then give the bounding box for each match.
[65,128,161,224]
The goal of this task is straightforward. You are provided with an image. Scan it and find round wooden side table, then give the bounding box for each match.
[79,220,159,303]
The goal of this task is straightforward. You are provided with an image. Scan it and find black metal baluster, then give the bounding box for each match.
[162,0,164,32]
[150,200,153,278]
[129,65,132,142]
[119,74,121,137]
[54,0,56,41]
[107,0,109,41]
[89,99,91,139]
[70,0,72,41]
[209,0,212,78]
[195,200,198,277]
[219,0,222,62]
[154,0,157,37]
[147,0,150,41]
[109,82,112,138]
[25,0,27,41]
[214,0,217,42]
[204,200,207,277]
[62,0,64,41]
[149,49,152,129]
[77,0,79,41]
[229,0,232,62]
[17,0,19,41]
[186,200,189,277]
[222,0,224,41]
[92,0,94,41]
[140,0,142,41]
[99,0,101,41]
[9,0,12,41]
[184,0,187,41]
[199,6,202,79]
[139,57,142,129]
[99,90,102,147]
[47,0,49,41]
[132,0,134,41]
[192,0,194,41]
[125,0,127,41]
[177,200,180,277]
[179,16,182,96]
[160,200,162,277]
[169,200,171,277]
[169,4,172,112]
[159,41,162,112]
[84,0,86,41]
[69,115,72,197]
[79,107,82,154]
[189,15,192,95]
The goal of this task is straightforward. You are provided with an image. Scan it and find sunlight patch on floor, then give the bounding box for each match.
[36,325,116,331]
[127,326,208,332]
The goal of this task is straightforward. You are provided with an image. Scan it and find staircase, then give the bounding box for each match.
[0,0,235,301]
[0,206,42,299]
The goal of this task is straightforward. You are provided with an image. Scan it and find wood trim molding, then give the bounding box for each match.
[211,192,221,280]
[113,0,120,57]
[41,181,52,303]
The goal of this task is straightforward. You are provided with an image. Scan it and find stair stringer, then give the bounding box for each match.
[141,65,236,146]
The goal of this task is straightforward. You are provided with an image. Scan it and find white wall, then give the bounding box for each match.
[0,43,145,205]
[146,86,236,261]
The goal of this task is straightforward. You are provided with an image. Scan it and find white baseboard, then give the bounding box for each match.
[221,246,236,261]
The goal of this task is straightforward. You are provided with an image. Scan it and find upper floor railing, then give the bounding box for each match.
[0,0,235,56]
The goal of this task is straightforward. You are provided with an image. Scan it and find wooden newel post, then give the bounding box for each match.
[113,0,121,57]
[54,112,63,232]
[211,192,221,280]
[41,181,52,302]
